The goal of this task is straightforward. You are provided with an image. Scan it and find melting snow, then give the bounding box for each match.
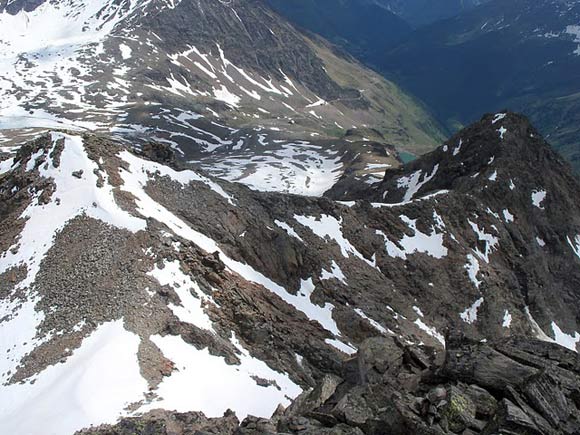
[396,164,439,202]
[413,306,424,317]
[565,25,580,55]
[502,209,514,223]
[551,322,580,352]
[320,260,346,285]
[141,333,301,418]
[453,139,462,156]
[376,213,447,260]
[498,127,507,139]
[324,338,357,355]
[119,43,132,60]
[199,142,343,197]
[492,113,507,124]
[1,133,144,291]
[0,157,15,174]
[295,214,375,267]
[119,154,343,339]
[400,215,447,259]
[274,220,304,242]
[119,150,234,205]
[460,298,484,324]
[503,310,512,328]
[524,309,579,352]
[469,221,499,263]
[148,260,214,331]
[531,190,546,209]
[213,85,241,107]
[465,254,482,288]
[568,235,580,260]
[414,319,445,346]
[354,308,389,334]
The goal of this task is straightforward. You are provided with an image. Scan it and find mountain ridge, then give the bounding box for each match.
[1,112,580,434]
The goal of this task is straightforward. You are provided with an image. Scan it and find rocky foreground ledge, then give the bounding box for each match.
[79,333,580,435]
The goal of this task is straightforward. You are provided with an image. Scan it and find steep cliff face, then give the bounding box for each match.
[1,113,579,434]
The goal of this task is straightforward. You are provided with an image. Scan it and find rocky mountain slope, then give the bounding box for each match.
[0,0,445,196]
[1,113,579,434]
[380,0,580,171]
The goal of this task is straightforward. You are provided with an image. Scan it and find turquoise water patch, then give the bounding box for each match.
[399,151,417,164]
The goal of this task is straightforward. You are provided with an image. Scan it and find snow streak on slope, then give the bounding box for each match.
[141,333,301,418]
[118,153,352,347]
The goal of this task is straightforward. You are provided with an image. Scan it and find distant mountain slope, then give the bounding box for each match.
[375,0,491,27]
[264,0,412,65]
[0,0,444,183]
[381,0,580,171]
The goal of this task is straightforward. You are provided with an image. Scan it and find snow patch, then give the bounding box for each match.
[469,221,499,263]
[148,260,214,331]
[354,308,389,334]
[0,320,148,435]
[320,260,346,285]
[295,215,375,267]
[498,127,507,140]
[492,113,507,124]
[396,164,439,202]
[465,254,482,288]
[568,235,580,260]
[502,310,512,328]
[502,209,514,223]
[274,220,304,242]
[414,319,445,346]
[551,322,580,352]
[460,298,484,324]
[141,333,301,418]
[531,190,546,209]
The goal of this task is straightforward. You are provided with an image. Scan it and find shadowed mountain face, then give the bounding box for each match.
[380,0,580,171]
[374,0,491,27]
[1,113,580,434]
[264,0,412,65]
